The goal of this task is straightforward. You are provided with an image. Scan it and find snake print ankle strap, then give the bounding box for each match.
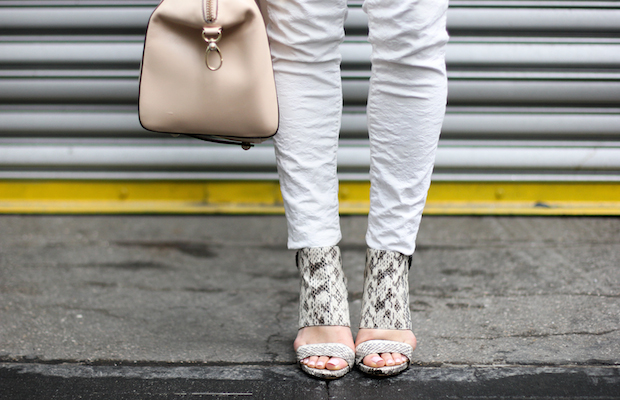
[359,248,412,330]
[297,246,350,329]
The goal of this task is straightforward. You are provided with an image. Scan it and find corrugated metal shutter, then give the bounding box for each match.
[0,1,619,190]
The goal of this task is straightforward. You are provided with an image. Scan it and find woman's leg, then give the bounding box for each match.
[265,0,347,249]
[263,0,354,373]
[356,0,450,369]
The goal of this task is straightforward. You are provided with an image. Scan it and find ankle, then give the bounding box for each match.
[359,248,412,330]
[297,246,350,328]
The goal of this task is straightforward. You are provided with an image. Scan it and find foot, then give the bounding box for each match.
[355,328,417,368]
[294,326,355,371]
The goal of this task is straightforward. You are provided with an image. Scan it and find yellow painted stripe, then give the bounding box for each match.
[0,180,619,215]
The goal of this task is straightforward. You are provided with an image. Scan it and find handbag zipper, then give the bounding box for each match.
[203,0,218,23]
[202,0,222,70]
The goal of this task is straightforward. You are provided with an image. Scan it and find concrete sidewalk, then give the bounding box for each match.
[0,215,619,399]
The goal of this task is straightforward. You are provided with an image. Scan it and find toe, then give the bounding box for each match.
[306,356,319,368]
[363,354,386,368]
[392,352,408,365]
[326,357,346,371]
[315,356,329,369]
[382,353,395,366]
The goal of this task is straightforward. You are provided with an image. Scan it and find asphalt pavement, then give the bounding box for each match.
[0,215,619,399]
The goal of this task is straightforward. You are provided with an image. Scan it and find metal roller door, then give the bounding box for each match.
[0,0,619,214]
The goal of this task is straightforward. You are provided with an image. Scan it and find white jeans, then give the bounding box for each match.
[265,0,449,255]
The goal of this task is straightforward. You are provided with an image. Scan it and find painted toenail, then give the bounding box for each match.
[371,356,382,364]
[316,361,324,368]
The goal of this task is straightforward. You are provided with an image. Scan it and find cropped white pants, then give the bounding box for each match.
[264,0,449,255]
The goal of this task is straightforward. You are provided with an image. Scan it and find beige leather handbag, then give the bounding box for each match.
[139,0,279,149]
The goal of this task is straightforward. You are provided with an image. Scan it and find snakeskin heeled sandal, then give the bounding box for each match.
[356,248,414,376]
[295,246,355,379]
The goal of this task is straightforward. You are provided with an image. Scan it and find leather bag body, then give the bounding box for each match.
[139,0,279,147]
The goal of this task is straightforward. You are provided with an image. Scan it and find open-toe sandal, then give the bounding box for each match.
[356,248,415,377]
[295,246,354,379]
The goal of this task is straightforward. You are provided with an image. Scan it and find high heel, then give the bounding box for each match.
[356,248,414,376]
[295,246,354,379]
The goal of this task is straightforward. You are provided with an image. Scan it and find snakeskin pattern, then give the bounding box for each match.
[297,246,350,328]
[297,343,355,365]
[359,248,412,330]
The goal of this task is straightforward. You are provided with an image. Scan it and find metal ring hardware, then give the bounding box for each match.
[202,27,223,71]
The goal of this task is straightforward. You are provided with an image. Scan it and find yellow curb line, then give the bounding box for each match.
[0,180,619,215]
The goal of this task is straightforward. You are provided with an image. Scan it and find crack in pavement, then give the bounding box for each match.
[265,292,297,363]
[438,329,619,340]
